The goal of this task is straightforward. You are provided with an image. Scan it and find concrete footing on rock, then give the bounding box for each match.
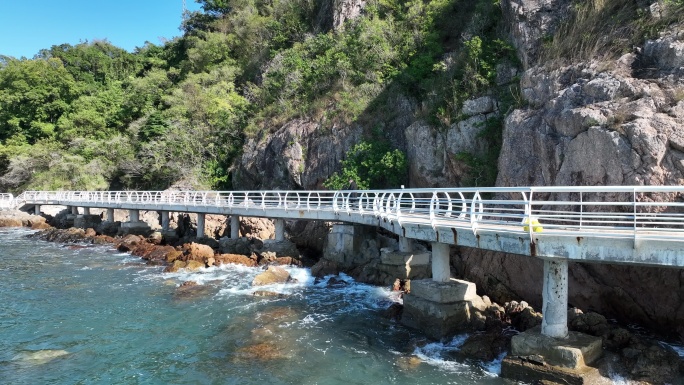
[119,221,152,236]
[501,326,605,384]
[400,278,486,340]
[74,214,101,230]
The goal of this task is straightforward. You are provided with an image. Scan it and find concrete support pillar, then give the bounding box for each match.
[129,210,140,223]
[34,205,41,215]
[431,242,451,283]
[541,259,569,339]
[275,218,285,241]
[197,213,205,238]
[71,206,79,215]
[231,215,240,239]
[398,237,413,252]
[161,211,170,230]
[106,208,115,222]
[83,207,91,215]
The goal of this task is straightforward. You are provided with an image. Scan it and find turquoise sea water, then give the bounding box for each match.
[0,228,509,385]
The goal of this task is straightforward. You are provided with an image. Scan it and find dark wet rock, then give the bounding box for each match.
[512,307,542,332]
[569,311,610,337]
[458,330,510,362]
[252,266,291,286]
[385,303,404,321]
[218,237,252,256]
[258,239,300,259]
[194,236,219,250]
[96,221,121,237]
[326,276,348,287]
[622,342,682,383]
[31,227,88,243]
[310,259,340,277]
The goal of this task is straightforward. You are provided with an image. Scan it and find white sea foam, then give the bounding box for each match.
[480,352,507,376]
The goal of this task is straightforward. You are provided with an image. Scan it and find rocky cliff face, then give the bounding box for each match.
[481,1,684,338]
[235,0,684,338]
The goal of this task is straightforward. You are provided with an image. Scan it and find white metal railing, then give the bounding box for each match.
[0,193,13,210]
[13,186,684,242]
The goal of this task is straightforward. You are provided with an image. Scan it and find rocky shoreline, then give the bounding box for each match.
[1,209,682,384]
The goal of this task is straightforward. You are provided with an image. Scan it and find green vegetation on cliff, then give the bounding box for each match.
[2,0,678,192]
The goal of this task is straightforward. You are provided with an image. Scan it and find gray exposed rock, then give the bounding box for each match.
[234,119,362,190]
[500,0,573,68]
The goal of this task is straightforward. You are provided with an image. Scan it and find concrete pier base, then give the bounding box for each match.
[160,211,169,230]
[398,236,413,252]
[400,278,487,340]
[74,215,102,230]
[502,326,605,384]
[542,259,569,339]
[197,213,205,238]
[129,210,139,223]
[120,209,150,236]
[120,221,152,236]
[230,216,240,239]
[275,219,285,241]
[431,242,451,282]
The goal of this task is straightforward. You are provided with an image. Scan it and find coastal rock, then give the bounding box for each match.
[458,330,510,362]
[569,312,610,337]
[287,220,330,255]
[218,237,252,255]
[233,118,363,190]
[252,266,291,286]
[214,253,258,267]
[182,243,215,261]
[116,234,144,252]
[500,0,573,68]
[164,260,187,273]
[310,259,341,277]
[257,239,300,259]
[240,217,275,240]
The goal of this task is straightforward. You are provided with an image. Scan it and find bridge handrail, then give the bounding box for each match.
[12,187,684,242]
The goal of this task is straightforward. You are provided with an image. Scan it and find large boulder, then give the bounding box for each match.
[240,217,275,240]
[252,266,291,286]
[182,243,215,262]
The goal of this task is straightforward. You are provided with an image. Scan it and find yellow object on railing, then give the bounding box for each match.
[522,217,543,232]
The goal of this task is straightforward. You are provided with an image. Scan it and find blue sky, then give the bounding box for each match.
[0,0,203,58]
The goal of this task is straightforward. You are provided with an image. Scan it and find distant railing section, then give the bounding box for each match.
[0,193,13,210]
[15,186,684,242]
